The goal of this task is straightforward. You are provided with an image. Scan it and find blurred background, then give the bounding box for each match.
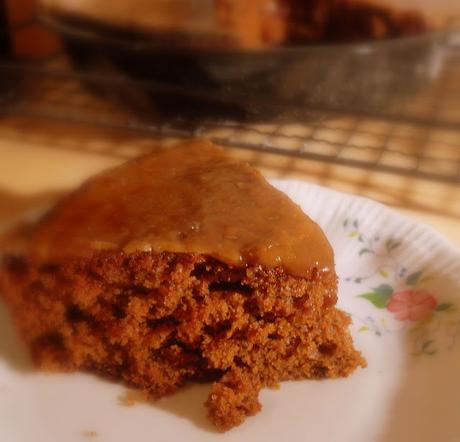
[0,0,459,243]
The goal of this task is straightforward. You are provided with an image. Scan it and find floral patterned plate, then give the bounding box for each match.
[0,180,459,442]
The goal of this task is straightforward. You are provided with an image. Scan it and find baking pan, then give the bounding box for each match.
[38,4,456,121]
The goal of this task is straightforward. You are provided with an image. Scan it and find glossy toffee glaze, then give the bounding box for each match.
[29,140,334,276]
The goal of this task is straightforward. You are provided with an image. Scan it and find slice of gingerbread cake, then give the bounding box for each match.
[0,140,364,431]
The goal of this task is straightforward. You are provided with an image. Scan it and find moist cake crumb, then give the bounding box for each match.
[0,141,365,430]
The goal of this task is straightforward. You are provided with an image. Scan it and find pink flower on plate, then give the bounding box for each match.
[386,290,437,321]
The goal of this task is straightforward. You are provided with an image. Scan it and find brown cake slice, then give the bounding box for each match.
[0,140,365,431]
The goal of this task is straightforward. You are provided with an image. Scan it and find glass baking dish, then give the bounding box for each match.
[37,0,459,121]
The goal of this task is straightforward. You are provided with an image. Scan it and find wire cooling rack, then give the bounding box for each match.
[0,22,459,183]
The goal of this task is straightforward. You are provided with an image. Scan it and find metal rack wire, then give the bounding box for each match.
[0,19,459,183]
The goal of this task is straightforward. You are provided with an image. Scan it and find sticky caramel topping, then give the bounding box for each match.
[30,140,333,276]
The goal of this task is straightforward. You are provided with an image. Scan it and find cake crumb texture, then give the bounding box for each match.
[1,250,364,430]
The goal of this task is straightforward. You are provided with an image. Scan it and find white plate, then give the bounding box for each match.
[0,180,459,442]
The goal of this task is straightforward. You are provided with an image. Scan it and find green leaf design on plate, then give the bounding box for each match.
[348,231,359,238]
[358,326,370,332]
[359,284,394,309]
[359,248,372,256]
[353,220,359,228]
[359,293,387,308]
[373,283,394,297]
[378,270,389,278]
[406,270,423,286]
